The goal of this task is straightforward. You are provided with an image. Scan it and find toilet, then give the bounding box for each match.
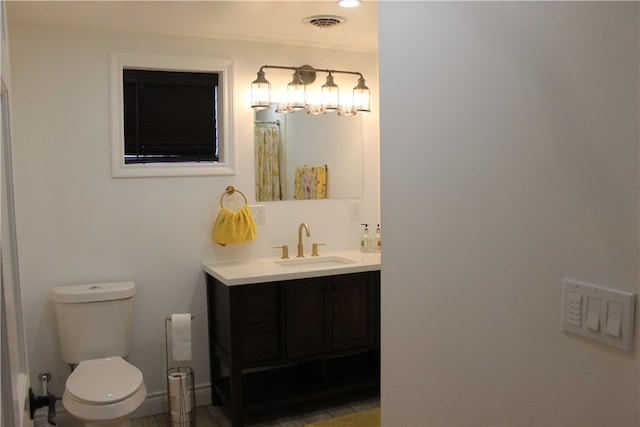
[50,282,147,427]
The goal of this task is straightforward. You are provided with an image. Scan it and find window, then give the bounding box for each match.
[123,70,219,164]
[110,53,234,177]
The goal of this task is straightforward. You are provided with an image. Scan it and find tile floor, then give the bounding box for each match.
[130,390,380,427]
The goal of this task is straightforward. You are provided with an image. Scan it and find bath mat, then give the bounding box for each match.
[305,408,380,427]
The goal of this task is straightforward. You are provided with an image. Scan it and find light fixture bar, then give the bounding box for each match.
[256,64,363,78]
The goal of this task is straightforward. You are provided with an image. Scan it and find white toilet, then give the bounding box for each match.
[50,281,147,427]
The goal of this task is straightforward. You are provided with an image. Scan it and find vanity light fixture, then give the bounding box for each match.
[250,64,371,115]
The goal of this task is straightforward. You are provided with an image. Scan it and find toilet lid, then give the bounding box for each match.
[66,357,143,404]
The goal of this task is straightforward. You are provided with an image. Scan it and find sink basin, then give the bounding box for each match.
[275,256,357,269]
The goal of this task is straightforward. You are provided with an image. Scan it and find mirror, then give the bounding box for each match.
[254,106,363,201]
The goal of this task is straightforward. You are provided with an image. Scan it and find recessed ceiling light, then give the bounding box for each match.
[337,0,361,8]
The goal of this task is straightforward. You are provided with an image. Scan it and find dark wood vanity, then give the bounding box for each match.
[205,269,380,427]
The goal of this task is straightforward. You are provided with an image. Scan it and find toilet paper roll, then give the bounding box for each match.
[169,395,192,416]
[171,313,192,362]
[171,411,192,424]
[168,372,192,414]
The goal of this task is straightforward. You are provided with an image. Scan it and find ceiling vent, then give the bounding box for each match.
[303,15,347,29]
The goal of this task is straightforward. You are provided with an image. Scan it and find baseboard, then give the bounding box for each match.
[45,383,212,425]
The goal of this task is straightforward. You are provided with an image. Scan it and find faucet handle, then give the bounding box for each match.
[273,245,289,259]
[311,243,326,257]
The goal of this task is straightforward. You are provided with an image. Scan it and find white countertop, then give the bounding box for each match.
[203,250,381,286]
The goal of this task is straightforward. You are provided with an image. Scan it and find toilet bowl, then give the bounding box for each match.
[62,357,146,427]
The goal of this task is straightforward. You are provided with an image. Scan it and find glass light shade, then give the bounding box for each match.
[307,104,326,115]
[338,105,356,116]
[251,69,270,110]
[321,73,339,111]
[287,70,307,111]
[353,76,370,112]
[275,103,292,114]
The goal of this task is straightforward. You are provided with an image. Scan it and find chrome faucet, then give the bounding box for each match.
[297,223,310,257]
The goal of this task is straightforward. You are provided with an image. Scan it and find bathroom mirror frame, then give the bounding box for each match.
[254,105,363,201]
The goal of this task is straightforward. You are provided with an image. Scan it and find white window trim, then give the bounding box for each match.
[110,52,235,177]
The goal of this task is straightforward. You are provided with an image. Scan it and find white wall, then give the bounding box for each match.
[380,2,639,426]
[8,22,379,413]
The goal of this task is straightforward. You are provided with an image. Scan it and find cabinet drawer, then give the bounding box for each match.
[242,341,279,364]
[240,302,277,323]
[241,321,278,344]
[238,284,279,323]
[239,284,278,304]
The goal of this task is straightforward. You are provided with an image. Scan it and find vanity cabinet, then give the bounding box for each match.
[285,273,377,358]
[205,270,380,427]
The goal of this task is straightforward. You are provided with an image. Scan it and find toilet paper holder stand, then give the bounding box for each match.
[165,316,196,427]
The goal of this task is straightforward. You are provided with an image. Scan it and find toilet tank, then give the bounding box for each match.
[50,282,136,364]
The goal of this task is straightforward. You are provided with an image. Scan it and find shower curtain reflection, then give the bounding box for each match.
[255,124,282,201]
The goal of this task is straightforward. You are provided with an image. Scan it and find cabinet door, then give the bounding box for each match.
[331,272,376,351]
[285,277,330,358]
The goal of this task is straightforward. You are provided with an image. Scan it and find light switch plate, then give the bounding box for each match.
[349,200,361,219]
[249,205,266,224]
[562,279,635,352]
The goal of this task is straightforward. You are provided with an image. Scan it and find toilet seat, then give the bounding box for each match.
[66,357,143,404]
[63,356,146,423]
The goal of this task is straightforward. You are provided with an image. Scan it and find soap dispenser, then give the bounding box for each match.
[360,224,371,252]
[373,224,381,253]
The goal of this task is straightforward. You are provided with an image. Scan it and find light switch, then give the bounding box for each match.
[605,301,622,338]
[585,297,601,331]
[567,292,583,327]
